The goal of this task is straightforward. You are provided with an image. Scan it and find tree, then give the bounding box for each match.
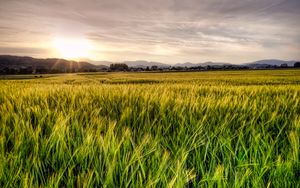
[151,65,158,71]
[280,64,288,68]
[109,63,129,71]
[294,62,300,68]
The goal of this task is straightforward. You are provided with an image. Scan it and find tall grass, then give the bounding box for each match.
[0,70,299,187]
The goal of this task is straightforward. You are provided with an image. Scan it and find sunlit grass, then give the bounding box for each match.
[0,70,299,187]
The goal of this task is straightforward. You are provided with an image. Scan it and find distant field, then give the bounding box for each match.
[0,70,299,187]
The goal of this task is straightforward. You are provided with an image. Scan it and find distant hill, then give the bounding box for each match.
[174,62,231,67]
[122,61,169,68]
[80,58,113,66]
[245,59,296,68]
[92,60,231,68]
[88,60,170,68]
[83,59,232,68]
[175,60,299,68]
[173,62,195,67]
[0,55,107,74]
[1,55,299,74]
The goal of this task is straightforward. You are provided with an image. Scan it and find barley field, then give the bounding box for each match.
[0,70,299,187]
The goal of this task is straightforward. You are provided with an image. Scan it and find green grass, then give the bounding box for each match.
[0,70,299,187]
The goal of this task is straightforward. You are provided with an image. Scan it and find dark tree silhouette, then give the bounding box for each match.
[110,63,129,71]
[280,64,288,68]
[151,65,158,71]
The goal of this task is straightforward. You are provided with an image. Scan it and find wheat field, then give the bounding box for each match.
[0,70,299,187]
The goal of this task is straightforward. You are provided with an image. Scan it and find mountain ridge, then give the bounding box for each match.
[0,55,107,73]
[0,55,299,69]
[245,59,296,67]
[91,59,298,67]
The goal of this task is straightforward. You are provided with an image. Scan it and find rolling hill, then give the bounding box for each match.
[245,59,296,68]
[0,55,107,73]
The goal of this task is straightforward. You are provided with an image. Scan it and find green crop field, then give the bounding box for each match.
[0,70,299,187]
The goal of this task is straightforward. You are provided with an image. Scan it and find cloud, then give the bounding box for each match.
[0,47,50,57]
[0,0,299,63]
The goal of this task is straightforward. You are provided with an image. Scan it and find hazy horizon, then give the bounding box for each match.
[1,0,300,64]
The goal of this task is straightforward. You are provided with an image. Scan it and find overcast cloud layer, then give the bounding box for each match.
[0,0,299,64]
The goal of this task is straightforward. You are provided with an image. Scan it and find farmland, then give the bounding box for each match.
[0,70,299,187]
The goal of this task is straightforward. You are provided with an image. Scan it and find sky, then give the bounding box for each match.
[0,0,299,64]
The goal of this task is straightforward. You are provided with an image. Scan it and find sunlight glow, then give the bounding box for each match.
[53,37,92,59]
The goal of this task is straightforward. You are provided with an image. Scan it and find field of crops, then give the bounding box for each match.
[0,70,299,187]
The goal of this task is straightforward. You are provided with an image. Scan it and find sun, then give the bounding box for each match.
[53,37,92,59]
